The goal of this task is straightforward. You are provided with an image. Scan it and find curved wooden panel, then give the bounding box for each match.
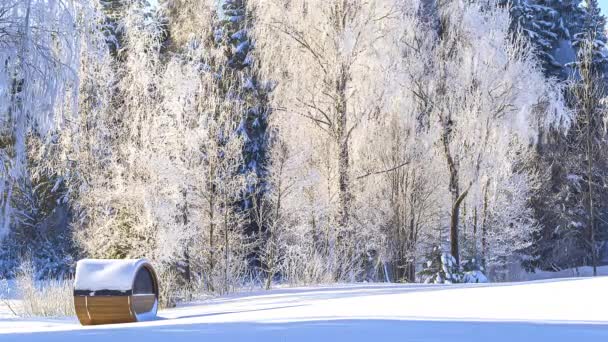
[74,296,93,325]
[75,296,136,325]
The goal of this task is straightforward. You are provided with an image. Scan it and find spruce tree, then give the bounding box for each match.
[572,0,608,75]
[217,0,271,239]
[526,0,608,272]
[100,0,128,57]
[419,247,462,284]
[508,0,584,79]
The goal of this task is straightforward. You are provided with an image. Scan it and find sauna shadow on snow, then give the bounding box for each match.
[5,319,608,342]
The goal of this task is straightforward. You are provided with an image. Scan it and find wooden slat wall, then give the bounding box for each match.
[74,296,93,325]
[75,296,136,325]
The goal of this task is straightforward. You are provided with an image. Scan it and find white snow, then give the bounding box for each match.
[1,277,607,341]
[523,265,608,281]
[73,259,149,292]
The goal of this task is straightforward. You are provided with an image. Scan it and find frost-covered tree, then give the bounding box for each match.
[75,0,250,294]
[0,0,587,287]
[164,0,271,279]
[251,138,292,289]
[0,0,110,277]
[568,27,608,276]
[0,0,83,236]
[73,1,170,261]
[419,0,570,265]
[355,113,440,282]
[252,0,400,280]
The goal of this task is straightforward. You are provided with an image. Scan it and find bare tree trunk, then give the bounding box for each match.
[473,206,478,256]
[224,207,229,293]
[208,183,216,292]
[408,213,416,282]
[336,64,351,231]
[335,61,352,280]
[586,101,597,277]
[181,189,192,286]
[442,130,462,265]
[481,181,490,269]
[449,200,460,265]
[266,163,284,290]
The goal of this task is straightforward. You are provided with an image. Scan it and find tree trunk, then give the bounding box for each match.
[208,183,216,292]
[408,194,416,282]
[586,105,597,277]
[181,190,192,286]
[335,62,351,280]
[442,129,462,265]
[449,200,460,265]
[481,181,490,269]
[224,197,230,293]
[336,63,350,231]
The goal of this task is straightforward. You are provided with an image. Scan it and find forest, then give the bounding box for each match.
[1,0,607,304]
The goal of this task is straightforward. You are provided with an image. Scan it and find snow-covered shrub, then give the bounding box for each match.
[420,247,489,284]
[419,247,461,284]
[462,270,489,283]
[156,266,180,309]
[12,261,74,317]
[460,257,488,283]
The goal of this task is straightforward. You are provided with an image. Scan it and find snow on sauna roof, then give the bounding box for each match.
[74,259,150,292]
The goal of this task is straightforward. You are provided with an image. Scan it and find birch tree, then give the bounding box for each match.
[417,1,570,265]
[0,0,83,237]
[253,0,398,280]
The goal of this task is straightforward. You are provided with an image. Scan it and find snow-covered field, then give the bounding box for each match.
[523,265,608,281]
[1,278,607,341]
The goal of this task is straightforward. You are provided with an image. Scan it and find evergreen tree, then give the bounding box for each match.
[217,1,271,238]
[100,0,128,57]
[508,0,584,79]
[419,247,462,284]
[572,0,608,75]
[567,1,608,275]
[527,0,608,272]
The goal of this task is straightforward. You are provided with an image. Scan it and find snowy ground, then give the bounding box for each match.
[523,265,608,281]
[1,277,607,341]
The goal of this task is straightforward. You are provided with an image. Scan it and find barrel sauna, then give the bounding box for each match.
[73,259,159,325]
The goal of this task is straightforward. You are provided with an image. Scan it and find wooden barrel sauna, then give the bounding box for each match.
[73,259,159,325]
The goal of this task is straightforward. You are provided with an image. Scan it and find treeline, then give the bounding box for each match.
[0,0,606,297]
